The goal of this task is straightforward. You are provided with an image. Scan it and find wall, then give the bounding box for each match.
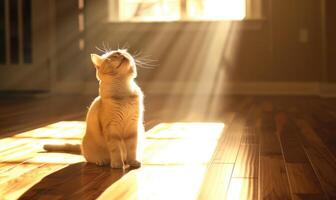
[54,0,90,81]
[54,0,328,95]
[271,0,322,82]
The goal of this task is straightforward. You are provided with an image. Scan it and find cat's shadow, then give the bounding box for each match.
[18,162,133,200]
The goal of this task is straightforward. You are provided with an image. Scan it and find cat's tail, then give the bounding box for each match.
[43,143,81,154]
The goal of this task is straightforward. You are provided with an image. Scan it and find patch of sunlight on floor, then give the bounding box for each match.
[1,121,228,199]
[0,121,85,164]
[143,122,225,164]
[98,165,207,200]
[1,121,225,165]
[227,178,257,200]
[146,122,224,140]
[98,122,225,200]
[29,153,85,164]
[13,121,85,139]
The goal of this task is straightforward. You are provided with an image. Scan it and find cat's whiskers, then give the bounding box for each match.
[135,60,156,66]
[127,51,157,70]
[100,42,112,53]
[135,59,157,69]
[121,43,130,50]
[96,46,107,53]
[136,65,155,70]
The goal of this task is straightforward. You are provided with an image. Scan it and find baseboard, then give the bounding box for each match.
[53,81,332,96]
[52,81,98,95]
[139,81,321,96]
[0,90,50,98]
[320,83,336,97]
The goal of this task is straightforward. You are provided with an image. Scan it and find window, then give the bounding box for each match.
[108,0,262,22]
[78,0,85,50]
[0,0,32,65]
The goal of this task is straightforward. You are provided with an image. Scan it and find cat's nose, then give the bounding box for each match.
[113,52,124,58]
[117,52,125,56]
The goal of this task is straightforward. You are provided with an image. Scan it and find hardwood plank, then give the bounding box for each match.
[0,95,90,138]
[258,102,291,200]
[19,163,126,200]
[275,113,308,163]
[20,194,64,200]
[28,152,84,164]
[286,163,323,194]
[0,153,83,198]
[303,99,336,157]
[197,164,234,200]
[292,193,327,200]
[232,144,258,178]
[226,178,258,200]
[97,165,209,200]
[0,163,44,185]
[295,119,336,199]
[258,112,282,156]
[145,122,224,140]
[259,155,291,200]
[232,103,260,178]
[240,132,258,145]
[0,164,67,200]
[142,122,224,165]
[69,167,130,200]
[0,98,43,119]
[0,138,33,153]
[0,137,81,164]
[0,146,38,163]
[274,112,325,197]
[213,117,245,163]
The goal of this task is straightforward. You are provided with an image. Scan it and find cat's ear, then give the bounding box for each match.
[91,54,104,67]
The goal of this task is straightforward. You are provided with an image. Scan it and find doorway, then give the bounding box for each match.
[0,0,51,92]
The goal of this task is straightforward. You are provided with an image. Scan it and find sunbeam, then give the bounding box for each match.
[0,121,228,199]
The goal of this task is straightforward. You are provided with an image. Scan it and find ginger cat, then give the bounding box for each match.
[44,49,144,169]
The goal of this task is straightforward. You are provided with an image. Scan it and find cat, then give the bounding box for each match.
[44,49,144,169]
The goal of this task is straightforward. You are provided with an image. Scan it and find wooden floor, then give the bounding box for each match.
[1,94,336,200]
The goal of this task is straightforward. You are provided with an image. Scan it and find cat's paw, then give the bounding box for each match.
[95,159,110,166]
[110,162,124,169]
[127,160,141,168]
